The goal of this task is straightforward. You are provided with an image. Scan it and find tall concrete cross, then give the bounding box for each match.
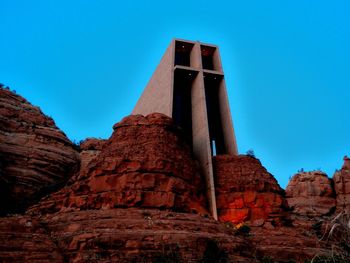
[133,38,238,219]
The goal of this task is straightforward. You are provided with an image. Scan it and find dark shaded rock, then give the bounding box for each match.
[0,87,79,214]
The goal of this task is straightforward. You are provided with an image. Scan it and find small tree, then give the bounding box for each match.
[246,149,255,158]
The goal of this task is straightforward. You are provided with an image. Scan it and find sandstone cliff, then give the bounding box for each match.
[333,156,350,212]
[286,171,336,217]
[0,87,79,214]
[285,157,350,216]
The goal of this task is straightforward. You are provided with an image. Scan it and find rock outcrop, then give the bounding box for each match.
[286,171,336,217]
[333,156,350,211]
[75,138,105,181]
[0,215,63,262]
[29,113,207,215]
[32,209,255,262]
[0,87,79,214]
[213,155,288,227]
[2,111,256,262]
[251,225,335,262]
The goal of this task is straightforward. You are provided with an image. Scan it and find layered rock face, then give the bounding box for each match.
[75,138,105,181]
[29,113,207,215]
[0,215,63,262]
[333,156,350,211]
[0,87,79,214]
[213,155,288,227]
[251,225,333,262]
[33,209,255,263]
[286,171,336,217]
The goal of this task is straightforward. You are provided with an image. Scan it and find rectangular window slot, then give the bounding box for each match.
[175,41,194,67]
[211,140,217,156]
[172,69,198,146]
[201,45,220,71]
[204,73,226,155]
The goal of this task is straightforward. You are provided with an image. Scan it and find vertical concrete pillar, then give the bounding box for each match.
[191,42,218,218]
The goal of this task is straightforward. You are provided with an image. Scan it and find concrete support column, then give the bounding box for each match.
[191,68,218,220]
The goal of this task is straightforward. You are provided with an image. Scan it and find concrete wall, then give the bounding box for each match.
[214,47,237,155]
[132,42,174,116]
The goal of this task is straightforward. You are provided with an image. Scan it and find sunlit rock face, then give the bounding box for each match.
[286,171,336,217]
[0,87,79,214]
[213,155,288,227]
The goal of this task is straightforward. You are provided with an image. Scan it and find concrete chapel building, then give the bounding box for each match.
[133,39,238,220]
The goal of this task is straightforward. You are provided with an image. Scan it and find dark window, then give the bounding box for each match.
[202,55,214,70]
[201,46,217,70]
[174,41,193,67]
[172,69,197,145]
[204,73,226,155]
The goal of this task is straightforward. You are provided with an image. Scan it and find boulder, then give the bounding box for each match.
[333,156,350,212]
[213,155,288,227]
[286,171,336,216]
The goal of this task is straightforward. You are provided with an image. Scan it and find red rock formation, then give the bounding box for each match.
[29,113,208,215]
[251,226,334,262]
[35,209,255,262]
[1,87,350,262]
[1,209,343,263]
[0,87,79,214]
[213,155,288,227]
[0,210,256,262]
[75,138,105,181]
[0,215,63,262]
[333,156,350,211]
[286,171,336,217]
[1,112,257,262]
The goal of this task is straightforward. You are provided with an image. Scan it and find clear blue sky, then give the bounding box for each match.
[1,0,349,188]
